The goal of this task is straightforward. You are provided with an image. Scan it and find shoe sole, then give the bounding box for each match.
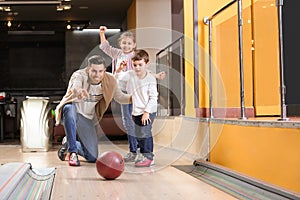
[135,162,155,168]
[69,163,80,166]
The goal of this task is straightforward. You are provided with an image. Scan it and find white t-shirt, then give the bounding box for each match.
[118,70,158,116]
[75,83,103,120]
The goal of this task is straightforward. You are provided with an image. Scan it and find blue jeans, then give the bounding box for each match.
[61,103,98,162]
[121,104,138,153]
[132,113,156,160]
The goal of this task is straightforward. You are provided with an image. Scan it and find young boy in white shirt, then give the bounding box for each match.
[117,49,158,167]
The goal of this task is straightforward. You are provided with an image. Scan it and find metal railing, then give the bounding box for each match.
[204,0,246,119]
[204,0,288,120]
[156,35,185,116]
[276,0,289,121]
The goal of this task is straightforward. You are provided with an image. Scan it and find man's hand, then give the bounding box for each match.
[73,88,89,100]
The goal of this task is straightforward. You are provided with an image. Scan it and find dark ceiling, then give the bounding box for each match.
[0,0,133,31]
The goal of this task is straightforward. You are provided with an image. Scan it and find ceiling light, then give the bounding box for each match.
[4,6,11,11]
[63,5,71,10]
[7,20,11,27]
[0,1,71,12]
[0,1,61,5]
[56,5,63,11]
[0,6,11,11]
[81,28,121,34]
[64,21,90,31]
[57,3,71,11]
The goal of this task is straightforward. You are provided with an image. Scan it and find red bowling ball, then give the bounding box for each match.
[96,151,125,180]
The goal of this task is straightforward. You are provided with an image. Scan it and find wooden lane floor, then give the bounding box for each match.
[0,141,237,200]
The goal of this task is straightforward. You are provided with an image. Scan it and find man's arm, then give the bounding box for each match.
[113,86,131,104]
[113,71,131,104]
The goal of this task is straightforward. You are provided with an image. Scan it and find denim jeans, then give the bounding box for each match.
[120,103,138,153]
[61,103,98,162]
[132,112,156,160]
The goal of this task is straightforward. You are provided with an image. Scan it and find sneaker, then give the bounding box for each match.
[135,153,144,163]
[68,152,80,166]
[57,136,68,161]
[123,152,137,162]
[135,157,155,167]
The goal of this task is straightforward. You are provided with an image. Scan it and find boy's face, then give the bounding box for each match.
[87,64,106,84]
[120,37,136,54]
[132,59,148,78]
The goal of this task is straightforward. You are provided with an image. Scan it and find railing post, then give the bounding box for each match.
[237,0,247,120]
[204,16,214,118]
[179,37,185,116]
[167,48,171,116]
[156,55,162,116]
[193,0,200,110]
[276,0,289,121]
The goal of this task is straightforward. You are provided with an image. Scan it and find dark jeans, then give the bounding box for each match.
[61,103,98,162]
[132,112,156,160]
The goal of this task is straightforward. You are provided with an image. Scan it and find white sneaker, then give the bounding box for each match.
[123,152,137,162]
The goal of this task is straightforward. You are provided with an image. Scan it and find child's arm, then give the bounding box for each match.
[99,25,123,60]
[116,60,127,74]
[149,71,167,80]
[154,71,166,80]
[99,26,107,43]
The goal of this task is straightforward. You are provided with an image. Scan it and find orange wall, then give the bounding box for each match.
[252,1,280,115]
[210,123,300,193]
[215,7,253,108]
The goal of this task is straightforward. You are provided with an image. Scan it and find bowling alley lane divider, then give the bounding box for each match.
[0,162,55,199]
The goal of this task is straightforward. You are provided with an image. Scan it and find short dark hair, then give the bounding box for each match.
[131,49,149,63]
[88,55,106,67]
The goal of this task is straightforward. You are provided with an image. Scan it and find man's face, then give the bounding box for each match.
[133,59,148,78]
[87,63,106,84]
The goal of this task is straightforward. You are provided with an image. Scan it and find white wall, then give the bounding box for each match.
[134,0,172,68]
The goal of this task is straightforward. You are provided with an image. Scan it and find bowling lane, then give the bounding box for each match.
[0,142,237,199]
[50,142,237,200]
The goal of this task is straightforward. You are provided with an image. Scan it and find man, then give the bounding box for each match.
[55,55,131,166]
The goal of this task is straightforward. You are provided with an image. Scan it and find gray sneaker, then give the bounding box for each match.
[135,153,144,163]
[123,152,137,162]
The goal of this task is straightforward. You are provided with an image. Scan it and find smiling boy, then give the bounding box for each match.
[117,49,158,167]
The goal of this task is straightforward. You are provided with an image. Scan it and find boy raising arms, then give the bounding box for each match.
[118,49,158,167]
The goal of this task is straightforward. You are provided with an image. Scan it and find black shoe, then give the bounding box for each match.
[58,137,68,161]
